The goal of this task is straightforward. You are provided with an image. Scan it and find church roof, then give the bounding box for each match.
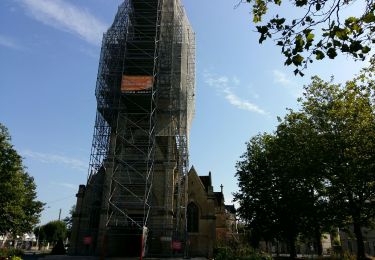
[214,192,224,206]
[199,176,211,192]
[225,204,236,214]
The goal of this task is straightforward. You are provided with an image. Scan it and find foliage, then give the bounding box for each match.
[233,134,278,247]
[0,123,44,236]
[63,205,75,240]
[0,248,7,258]
[35,220,67,244]
[63,205,75,230]
[328,251,357,260]
[214,245,272,260]
[233,128,330,257]
[0,248,24,258]
[215,247,234,260]
[300,69,375,259]
[33,225,45,244]
[239,0,375,75]
[234,61,375,259]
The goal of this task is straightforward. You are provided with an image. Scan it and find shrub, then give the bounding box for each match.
[214,246,271,260]
[0,248,24,259]
[0,248,8,258]
[215,247,235,260]
[342,251,356,260]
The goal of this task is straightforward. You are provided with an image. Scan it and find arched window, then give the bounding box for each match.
[187,202,199,232]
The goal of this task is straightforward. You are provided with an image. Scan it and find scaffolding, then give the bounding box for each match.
[81,0,195,257]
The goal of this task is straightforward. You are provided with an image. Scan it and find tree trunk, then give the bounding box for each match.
[288,235,297,259]
[315,229,323,256]
[353,219,366,259]
[276,240,280,257]
[1,233,8,248]
[265,240,269,253]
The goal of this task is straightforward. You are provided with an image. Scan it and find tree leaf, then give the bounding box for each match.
[327,48,337,59]
[362,46,371,54]
[315,50,325,60]
[362,12,375,23]
[306,32,315,42]
[292,54,304,66]
[295,0,308,7]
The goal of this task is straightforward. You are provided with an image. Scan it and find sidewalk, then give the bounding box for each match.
[28,255,207,260]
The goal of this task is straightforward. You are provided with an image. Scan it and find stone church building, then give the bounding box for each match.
[68,0,237,257]
[70,167,237,258]
[186,167,238,257]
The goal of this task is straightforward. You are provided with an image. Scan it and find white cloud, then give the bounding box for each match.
[232,76,240,86]
[0,35,23,50]
[272,69,303,97]
[51,181,77,190]
[223,88,267,115]
[19,0,108,45]
[22,150,87,172]
[203,71,268,115]
[204,73,229,88]
[273,69,292,86]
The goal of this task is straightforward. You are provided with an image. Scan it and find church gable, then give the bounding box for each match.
[187,166,208,199]
[186,166,216,257]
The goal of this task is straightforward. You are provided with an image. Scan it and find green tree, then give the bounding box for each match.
[0,123,43,237]
[300,71,375,259]
[273,112,321,256]
[63,205,75,240]
[235,62,375,258]
[233,129,324,258]
[234,134,279,248]
[40,221,67,244]
[34,225,46,244]
[240,0,375,75]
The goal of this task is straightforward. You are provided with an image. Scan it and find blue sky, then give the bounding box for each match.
[0,0,366,224]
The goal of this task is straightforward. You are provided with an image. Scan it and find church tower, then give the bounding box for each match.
[69,0,195,257]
